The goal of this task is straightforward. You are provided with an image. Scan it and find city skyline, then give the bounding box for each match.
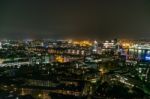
[0,0,150,39]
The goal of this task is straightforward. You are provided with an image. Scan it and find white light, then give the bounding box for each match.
[145,56,150,60]
[94,40,98,44]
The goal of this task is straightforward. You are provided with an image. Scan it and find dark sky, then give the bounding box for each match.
[0,0,150,39]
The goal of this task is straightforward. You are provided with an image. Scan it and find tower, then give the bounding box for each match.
[92,40,98,53]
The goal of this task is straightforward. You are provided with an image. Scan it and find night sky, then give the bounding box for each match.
[0,0,150,39]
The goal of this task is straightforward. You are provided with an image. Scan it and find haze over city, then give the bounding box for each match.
[0,0,150,39]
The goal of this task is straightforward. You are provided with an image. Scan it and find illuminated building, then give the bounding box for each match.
[103,40,116,49]
[42,54,50,64]
[126,44,150,60]
[56,56,64,63]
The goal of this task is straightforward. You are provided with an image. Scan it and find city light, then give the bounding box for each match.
[0,39,149,98]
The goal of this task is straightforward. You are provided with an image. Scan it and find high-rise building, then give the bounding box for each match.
[92,40,98,53]
[0,42,2,49]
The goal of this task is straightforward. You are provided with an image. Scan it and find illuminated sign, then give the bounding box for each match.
[145,56,150,61]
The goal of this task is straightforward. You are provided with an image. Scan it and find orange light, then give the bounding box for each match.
[72,40,92,46]
[56,56,64,63]
[122,43,130,48]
